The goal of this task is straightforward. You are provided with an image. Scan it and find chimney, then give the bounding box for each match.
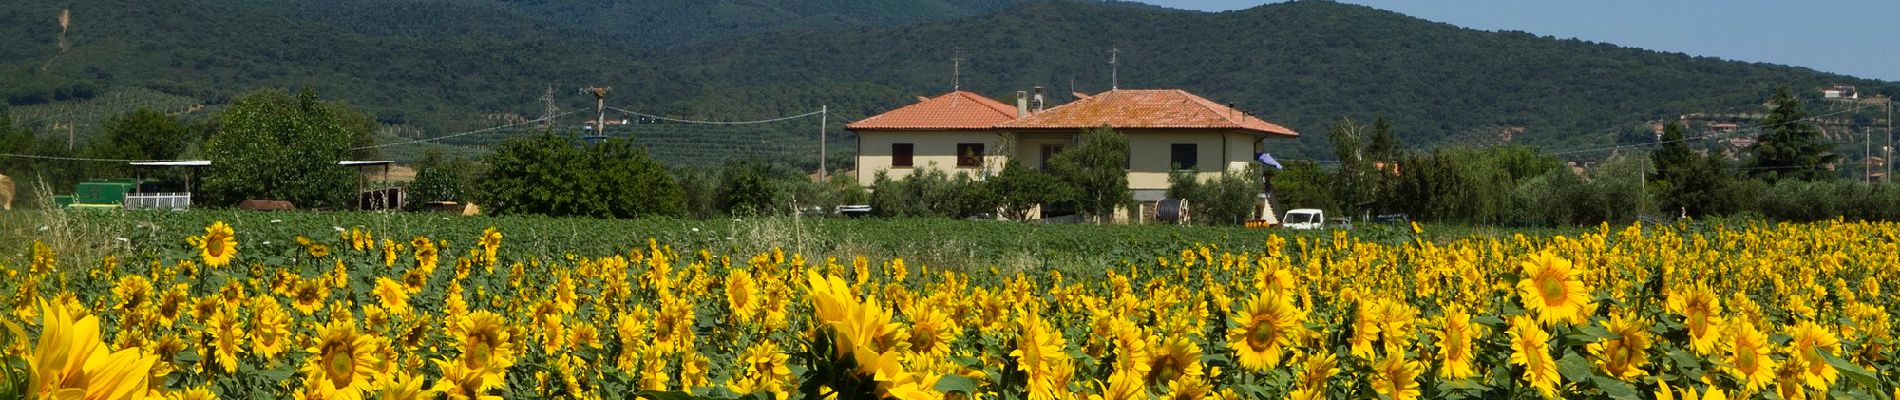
[1033,86,1046,112]
[1016,91,1029,118]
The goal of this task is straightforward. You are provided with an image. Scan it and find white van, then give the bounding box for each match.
[1282,209,1324,230]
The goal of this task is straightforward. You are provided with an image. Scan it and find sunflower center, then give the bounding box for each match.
[468,340,493,368]
[1536,276,1566,303]
[207,236,227,257]
[324,347,355,387]
[1736,347,1758,371]
[1246,319,1278,352]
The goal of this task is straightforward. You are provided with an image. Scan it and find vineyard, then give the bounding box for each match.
[0,212,1895,399]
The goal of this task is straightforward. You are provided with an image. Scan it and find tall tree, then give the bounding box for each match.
[202,89,356,208]
[1328,118,1373,217]
[1048,125,1132,222]
[1745,88,1839,182]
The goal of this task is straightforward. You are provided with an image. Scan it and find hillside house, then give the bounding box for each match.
[847,88,1298,212]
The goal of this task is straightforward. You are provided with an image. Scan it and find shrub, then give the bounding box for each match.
[476,134,683,218]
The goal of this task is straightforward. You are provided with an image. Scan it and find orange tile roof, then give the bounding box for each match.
[997,89,1298,137]
[845,91,1019,130]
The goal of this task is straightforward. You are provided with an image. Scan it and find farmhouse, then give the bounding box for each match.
[848,88,1298,204]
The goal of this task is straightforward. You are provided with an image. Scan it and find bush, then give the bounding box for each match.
[476,134,683,218]
[869,166,989,218]
[1168,167,1264,225]
[405,149,476,209]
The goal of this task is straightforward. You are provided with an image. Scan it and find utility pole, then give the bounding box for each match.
[819,105,828,182]
[580,86,610,141]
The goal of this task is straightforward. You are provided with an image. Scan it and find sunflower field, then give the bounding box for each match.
[0,218,1897,400]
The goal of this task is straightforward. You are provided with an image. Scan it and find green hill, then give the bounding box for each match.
[2,0,1892,165]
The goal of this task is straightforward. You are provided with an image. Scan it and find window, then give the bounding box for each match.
[1170,143,1198,170]
[1039,144,1064,170]
[892,143,914,168]
[956,143,985,168]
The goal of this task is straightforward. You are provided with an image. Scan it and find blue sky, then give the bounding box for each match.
[1133,0,1900,82]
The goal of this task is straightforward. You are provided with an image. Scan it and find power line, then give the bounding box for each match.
[352,110,583,150]
[605,106,824,125]
[0,152,156,163]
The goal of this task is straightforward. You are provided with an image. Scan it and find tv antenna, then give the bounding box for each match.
[952,47,963,91]
[1109,47,1120,90]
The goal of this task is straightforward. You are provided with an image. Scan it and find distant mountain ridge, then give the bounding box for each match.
[1,0,1891,163]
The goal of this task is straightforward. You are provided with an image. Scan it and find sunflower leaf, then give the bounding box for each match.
[1557,352,1593,383]
[1819,350,1882,390]
[934,374,977,394]
[1590,376,1639,400]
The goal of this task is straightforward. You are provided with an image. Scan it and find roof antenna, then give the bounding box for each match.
[952,47,962,91]
[1109,47,1120,91]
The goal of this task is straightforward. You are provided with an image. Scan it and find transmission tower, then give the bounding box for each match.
[540,85,559,132]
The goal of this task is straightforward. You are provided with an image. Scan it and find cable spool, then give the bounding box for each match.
[1156,198,1189,224]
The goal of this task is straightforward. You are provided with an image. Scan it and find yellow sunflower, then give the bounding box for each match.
[452,311,517,374]
[1666,284,1725,355]
[378,369,438,400]
[1370,353,1422,400]
[290,278,330,315]
[727,340,792,397]
[1227,291,1303,371]
[726,271,760,324]
[1516,252,1590,326]
[1092,369,1146,400]
[110,275,154,314]
[412,237,439,272]
[431,358,503,400]
[302,319,383,400]
[1145,335,1204,386]
[1784,319,1840,391]
[1723,319,1777,392]
[207,309,245,373]
[250,296,290,361]
[27,299,160,400]
[155,283,189,327]
[1588,312,1651,381]
[1288,351,1339,400]
[478,226,502,263]
[1431,307,1481,380]
[906,307,957,356]
[372,278,411,315]
[1507,316,1560,399]
[1012,313,1071,400]
[198,221,238,267]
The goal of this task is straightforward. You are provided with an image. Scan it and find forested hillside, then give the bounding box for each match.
[2,0,1892,162]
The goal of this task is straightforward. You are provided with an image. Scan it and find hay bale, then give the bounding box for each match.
[461,202,480,216]
[0,173,13,211]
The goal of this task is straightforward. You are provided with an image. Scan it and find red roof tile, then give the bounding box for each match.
[845,91,1018,130]
[997,89,1298,137]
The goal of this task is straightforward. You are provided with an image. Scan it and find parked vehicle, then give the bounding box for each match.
[1282,208,1324,230]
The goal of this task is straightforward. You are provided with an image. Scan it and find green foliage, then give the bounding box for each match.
[717,161,793,216]
[1168,166,1265,226]
[988,160,1067,220]
[404,149,476,209]
[1268,160,1335,215]
[4,0,1890,162]
[1047,126,1132,222]
[1745,88,1841,182]
[1650,124,1737,217]
[202,89,357,208]
[868,167,990,219]
[476,134,685,218]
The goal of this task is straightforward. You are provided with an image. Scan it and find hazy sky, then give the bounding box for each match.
[1133,0,1900,82]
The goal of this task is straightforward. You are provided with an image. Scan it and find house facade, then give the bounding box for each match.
[848,88,1299,203]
